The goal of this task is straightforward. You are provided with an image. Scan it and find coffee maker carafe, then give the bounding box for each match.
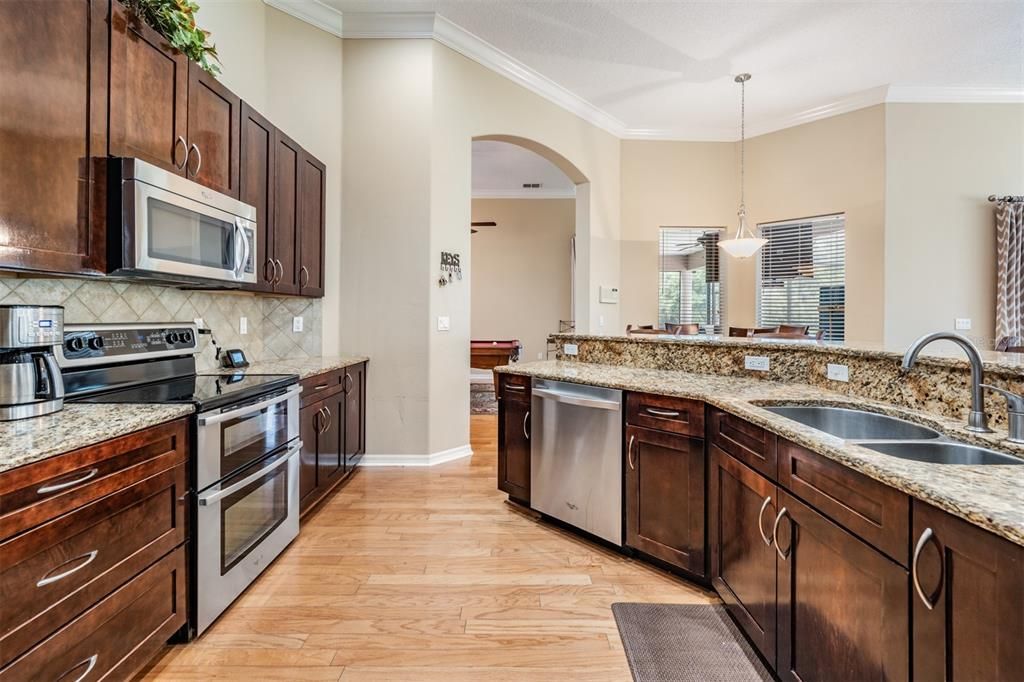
[0,305,65,421]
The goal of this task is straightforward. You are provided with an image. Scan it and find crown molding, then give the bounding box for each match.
[886,85,1024,104]
[341,11,435,38]
[472,189,578,199]
[264,0,343,37]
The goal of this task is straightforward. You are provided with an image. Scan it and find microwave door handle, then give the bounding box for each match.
[241,223,252,279]
[198,442,300,506]
[198,385,303,426]
[232,221,246,279]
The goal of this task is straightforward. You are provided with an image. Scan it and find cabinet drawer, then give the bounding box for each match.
[300,369,344,406]
[709,409,777,480]
[499,374,531,403]
[0,419,188,539]
[0,547,186,681]
[778,439,909,565]
[0,463,186,666]
[626,393,704,437]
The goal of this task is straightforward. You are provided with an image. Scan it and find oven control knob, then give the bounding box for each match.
[166,331,180,345]
[181,330,194,344]
[88,336,105,351]
[66,337,85,352]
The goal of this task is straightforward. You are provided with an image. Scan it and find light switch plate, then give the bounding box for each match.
[239,317,248,335]
[744,356,770,372]
[954,318,972,331]
[564,343,579,356]
[437,316,451,332]
[194,317,204,329]
[292,316,304,333]
[827,363,850,382]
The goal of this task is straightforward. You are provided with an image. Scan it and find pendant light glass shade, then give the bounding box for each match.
[719,73,765,259]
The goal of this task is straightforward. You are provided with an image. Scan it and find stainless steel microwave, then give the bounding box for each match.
[106,158,257,286]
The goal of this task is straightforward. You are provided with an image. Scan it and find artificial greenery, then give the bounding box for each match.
[124,0,221,75]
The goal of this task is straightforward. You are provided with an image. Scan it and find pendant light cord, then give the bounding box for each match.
[740,77,745,211]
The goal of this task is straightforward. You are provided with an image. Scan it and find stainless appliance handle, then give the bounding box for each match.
[627,434,636,470]
[187,143,202,177]
[37,550,99,587]
[532,387,620,410]
[43,352,64,399]
[757,496,774,546]
[645,407,681,418]
[198,443,299,506]
[198,385,302,426]
[771,507,790,561]
[232,222,246,279]
[235,220,251,280]
[58,653,98,682]
[174,136,188,169]
[912,527,938,610]
[37,468,98,495]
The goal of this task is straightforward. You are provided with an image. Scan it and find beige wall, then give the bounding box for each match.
[470,199,575,361]
[884,103,1024,349]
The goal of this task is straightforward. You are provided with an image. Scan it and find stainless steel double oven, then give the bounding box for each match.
[195,383,303,634]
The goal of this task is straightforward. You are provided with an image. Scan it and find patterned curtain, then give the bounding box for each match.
[995,201,1024,350]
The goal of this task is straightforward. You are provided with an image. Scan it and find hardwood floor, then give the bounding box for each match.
[140,415,717,681]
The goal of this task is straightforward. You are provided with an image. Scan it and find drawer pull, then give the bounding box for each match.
[56,653,97,682]
[313,384,330,391]
[506,384,526,392]
[645,407,681,418]
[912,527,939,610]
[771,507,791,561]
[37,550,99,587]
[37,468,98,495]
[757,496,774,546]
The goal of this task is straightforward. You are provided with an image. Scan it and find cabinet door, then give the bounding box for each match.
[108,1,189,173]
[318,394,344,490]
[186,62,240,197]
[239,102,276,292]
[272,129,301,295]
[625,425,705,577]
[298,151,326,297]
[912,501,1024,681]
[497,381,531,504]
[776,490,909,682]
[299,402,320,512]
[709,446,778,668]
[343,363,365,469]
[0,0,108,274]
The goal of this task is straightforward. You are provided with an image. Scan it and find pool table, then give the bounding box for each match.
[471,339,522,392]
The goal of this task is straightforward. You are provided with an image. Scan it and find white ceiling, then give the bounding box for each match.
[321,0,1024,139]
[472,140,576,197]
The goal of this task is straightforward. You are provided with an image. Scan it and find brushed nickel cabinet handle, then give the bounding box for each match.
[344,373,353,393]
[323,406,333,433]
[314,408,323,434]
[264,258,275,283]
[37,468,98,495]
[912,527,939,610]
[627,434,636,470]
[645,407,681,418]
[523,411,530,440]
[506,384,526,392]
[37,550,99,587]
[757,496,774,546]
[187,143,202,177]
[274,259,284,284]
[56,653,98,682]
[313,384,329,391]
[300,265,310,288]
[173,136,188,169]
[771,507,791,561]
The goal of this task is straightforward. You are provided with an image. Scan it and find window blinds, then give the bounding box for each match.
[756,214,846,341]
[658,227,725,332]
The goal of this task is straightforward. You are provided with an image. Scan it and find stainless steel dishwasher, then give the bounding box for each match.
[531,378,624,546]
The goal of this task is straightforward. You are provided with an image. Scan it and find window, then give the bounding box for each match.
[659,227,725,332]
[757,214,846,341]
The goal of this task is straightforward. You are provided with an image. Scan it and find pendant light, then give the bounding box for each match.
[719,73,766,259]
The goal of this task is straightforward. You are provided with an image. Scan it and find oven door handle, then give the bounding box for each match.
[198,442,300,507]
[198,385,303,426]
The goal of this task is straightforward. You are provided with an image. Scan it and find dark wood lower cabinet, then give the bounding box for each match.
[775,490,909,682]
[625,425,705,577]
[497,377,531,504]
[709,445,778,668]
[912,501,1024,681]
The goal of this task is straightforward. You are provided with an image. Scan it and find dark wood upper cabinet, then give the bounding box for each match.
[186,62,240,197]
[273,129,301,296]
[625,425,705,577]
[299,152,327,297]
[239,102,276,292]
[0,0,108,274]
[497,375,531,504]
[709,445,778,669]
[775,490,909,682]
[108,1,189,174]
[912,501,1024,681]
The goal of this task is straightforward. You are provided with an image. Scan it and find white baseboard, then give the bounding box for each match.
[359,444,473,467]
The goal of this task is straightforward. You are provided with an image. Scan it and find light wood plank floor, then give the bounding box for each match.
[141,415,716,681]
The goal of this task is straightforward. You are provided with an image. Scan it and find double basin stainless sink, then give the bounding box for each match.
[763,405,1022,465]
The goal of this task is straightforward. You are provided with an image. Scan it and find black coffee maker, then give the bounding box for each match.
[0,305,65,421]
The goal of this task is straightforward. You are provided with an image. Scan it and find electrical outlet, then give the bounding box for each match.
[437,316,450,332]
[599,315,605,328]
[827,363,850,382]
[292,316,303,333]
[239,317,248,335]
[954,318,972,331]
[537,352,544,360]
[194,317,204,330]
[564,343,579,356]
[744,355,770,372]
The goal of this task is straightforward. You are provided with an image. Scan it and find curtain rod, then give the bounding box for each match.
[989,195,1024,203]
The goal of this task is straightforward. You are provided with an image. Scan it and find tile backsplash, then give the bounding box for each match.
[0,277,321,371]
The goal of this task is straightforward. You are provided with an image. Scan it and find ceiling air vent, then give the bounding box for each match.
[522,183,543,189]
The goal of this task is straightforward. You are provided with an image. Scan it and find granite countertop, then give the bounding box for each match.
[216,355,369,381]
[497,360,1024,548]
[0,403,195,474]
